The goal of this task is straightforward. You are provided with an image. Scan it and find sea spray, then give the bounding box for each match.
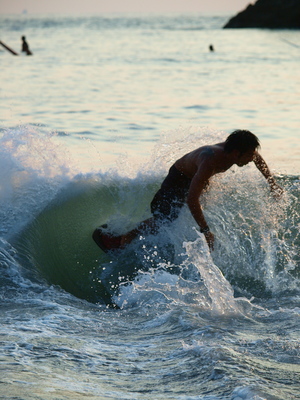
[183,232,241,315]
[114,226,243,314]
[0,126,73,238]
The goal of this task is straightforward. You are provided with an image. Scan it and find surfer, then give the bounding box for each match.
[21,36,32,55]
[93,130,283,252]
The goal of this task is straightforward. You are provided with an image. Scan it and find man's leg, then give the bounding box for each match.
[93,217,159,252]
[120,217,160,246]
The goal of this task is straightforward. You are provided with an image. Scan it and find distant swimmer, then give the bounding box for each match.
[21,36,32,55]
[93,130,283,253]
[209,44,214,52]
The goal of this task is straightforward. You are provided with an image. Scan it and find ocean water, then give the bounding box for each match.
[1,13,300,400]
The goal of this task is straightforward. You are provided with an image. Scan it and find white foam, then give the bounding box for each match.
[232,386,268,400]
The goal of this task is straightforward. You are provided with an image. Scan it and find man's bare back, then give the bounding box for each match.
[175,143,235,178]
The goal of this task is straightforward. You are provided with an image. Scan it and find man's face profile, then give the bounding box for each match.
[236,149,255,167]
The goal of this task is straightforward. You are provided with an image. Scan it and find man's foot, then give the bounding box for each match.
[92,227,123,253]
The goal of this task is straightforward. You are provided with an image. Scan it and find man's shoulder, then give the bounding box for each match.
[194,144,226,173]
[200,146,215,156]
[195,145,218,163]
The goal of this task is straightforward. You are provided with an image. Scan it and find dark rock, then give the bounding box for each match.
[223,0,300,29]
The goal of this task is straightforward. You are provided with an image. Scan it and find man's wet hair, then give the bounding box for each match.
[224,130,260,154]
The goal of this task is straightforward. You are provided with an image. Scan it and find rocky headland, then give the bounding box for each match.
[223,0,300,29]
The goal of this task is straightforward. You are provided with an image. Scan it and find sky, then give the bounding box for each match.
[0,0,252,15]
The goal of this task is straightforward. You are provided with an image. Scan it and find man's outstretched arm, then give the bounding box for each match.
[253,153,283,196]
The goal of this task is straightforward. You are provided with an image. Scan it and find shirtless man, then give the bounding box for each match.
[93,130,283,252]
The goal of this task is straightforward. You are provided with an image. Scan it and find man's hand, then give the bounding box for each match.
[268,178,284,199]
[204,230,215,252]
[271,183,284,199]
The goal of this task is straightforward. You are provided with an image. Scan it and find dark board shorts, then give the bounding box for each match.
[150,165,191,222]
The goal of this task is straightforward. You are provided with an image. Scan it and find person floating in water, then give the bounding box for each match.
[209,44,214,52]
[21,36,32,55]
[93,130,283,252]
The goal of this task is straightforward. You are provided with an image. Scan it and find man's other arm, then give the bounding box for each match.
[253,153,283,196]
[186,160,215,250]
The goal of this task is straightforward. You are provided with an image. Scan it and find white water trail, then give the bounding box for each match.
[184,232,242,315]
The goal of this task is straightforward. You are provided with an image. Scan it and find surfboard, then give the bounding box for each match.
[0,40,19,55]
[92,226,123,253]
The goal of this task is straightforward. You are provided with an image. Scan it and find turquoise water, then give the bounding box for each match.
[1,14,300,400]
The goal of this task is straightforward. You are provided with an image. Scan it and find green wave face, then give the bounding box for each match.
[13,175,159,305]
